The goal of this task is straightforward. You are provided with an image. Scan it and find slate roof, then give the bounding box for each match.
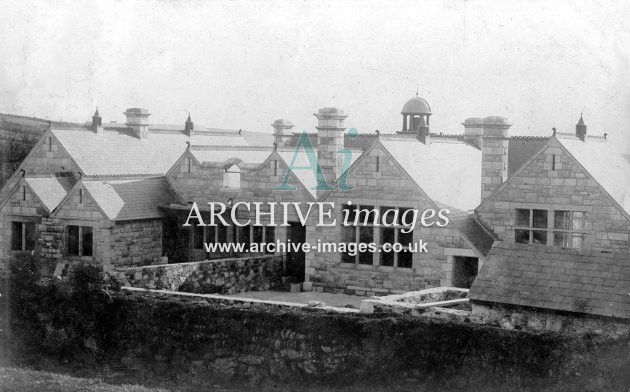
[51,128,248,176]
[442,205,495,257]
[556,134,630,215]
[190,146,274,168]
[380,137,482,211]
[508,137,549,176]
[24,177,76,211]
[469,243,630,319]
[81,177,179,221]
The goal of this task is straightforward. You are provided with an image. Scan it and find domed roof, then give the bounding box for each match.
[401,96,431,115]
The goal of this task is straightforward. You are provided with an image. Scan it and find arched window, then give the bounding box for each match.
[223,164,241,189]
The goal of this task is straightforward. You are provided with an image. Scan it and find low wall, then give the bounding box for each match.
[112,255,284,294]
[360,287,470,319]
[471,302,630,335]
[9,269,630,391]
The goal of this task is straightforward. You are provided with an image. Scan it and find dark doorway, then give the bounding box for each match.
[162,217,190,264]
[452,256,479,289]
[286,222,306,282]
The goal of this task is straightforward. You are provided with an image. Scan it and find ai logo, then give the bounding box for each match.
[274,128,358,191]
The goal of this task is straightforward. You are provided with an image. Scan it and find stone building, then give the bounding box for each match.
[469,115,630,325]
[2,97,629,299]
[475,115,630,252]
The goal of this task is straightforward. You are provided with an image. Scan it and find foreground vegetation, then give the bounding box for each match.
[0,367,172,392]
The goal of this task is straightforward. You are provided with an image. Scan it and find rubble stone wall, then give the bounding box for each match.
[113,254,284,294]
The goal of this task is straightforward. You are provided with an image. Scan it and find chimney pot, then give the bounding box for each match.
[271,119,294,147]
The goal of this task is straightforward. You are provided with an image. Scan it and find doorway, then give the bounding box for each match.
[452,256,479,289]
[286,222,306,282]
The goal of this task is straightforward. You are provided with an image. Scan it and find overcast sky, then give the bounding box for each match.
[1,0,629,150]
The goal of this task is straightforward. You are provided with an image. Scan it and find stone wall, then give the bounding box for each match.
[10,284,609,391]
[109,220,163,267]
[471,302,630,335]
[113,254,284,294]
[477,138,630,252]
[0,179,44,270]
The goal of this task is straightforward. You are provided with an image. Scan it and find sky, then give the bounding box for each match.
[1,0,629,151]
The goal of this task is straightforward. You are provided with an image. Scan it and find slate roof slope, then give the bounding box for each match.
[51,128,248,176]
[81,177,178,221]
[380,138,482,211]
[557,134,630,215]
[190,146,274,168]
[508,137,549,176]
[25,177,76,211]
[469,243,630,319]
[439,204,495,257]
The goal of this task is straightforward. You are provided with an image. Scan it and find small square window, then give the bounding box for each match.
[381,228,395,245]
[398,251,413,268]
[554,211,570,229]
[398,230,413,246]
[515,229,530,244]
[515,209,530,226]
[380,252,394,267]
[532,230,547,245]
[532,210,548,228]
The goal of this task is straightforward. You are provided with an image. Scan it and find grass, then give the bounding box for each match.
[0,367,172,392]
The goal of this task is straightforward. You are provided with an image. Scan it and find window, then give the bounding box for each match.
[66,225,93,256]
[79,189,83,204]
[12,222,35,251]
[341,204,413,268]
[193,223,205,249]
[378,207,413,268]
[514,208,548,245]
[514,208,587,249]
[235,225,276,254]
[223,164,241,189]
[239,225,251,248]
[264,227,275,254]
[48,137,52,152]
[553,211,587,248]
[340,204,375,265]
[22,186,26,201]
[273,160,278,176]
[375,156,380,172]
[185,157,192,173]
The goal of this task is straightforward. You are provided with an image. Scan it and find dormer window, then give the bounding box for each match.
[223,164,241,189]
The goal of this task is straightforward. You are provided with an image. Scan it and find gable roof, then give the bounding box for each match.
[469,243,630,319]
[556,134,630,215]
[380,137,481,211]
[80,177,178,221]
[190,146,275,168]
[51,128,248,177]
[24,176,76,212]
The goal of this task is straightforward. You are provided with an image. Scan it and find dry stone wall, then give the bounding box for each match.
[113,255,284,294]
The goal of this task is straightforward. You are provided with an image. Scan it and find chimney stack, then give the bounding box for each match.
[479,116,511,200]
[124,108,151,139]
[576,113,586,141]
[314,107,347,188]
[92,107,103,135]
[185,113,194,137]
[462,117,483,149]
[271,119,294,147]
